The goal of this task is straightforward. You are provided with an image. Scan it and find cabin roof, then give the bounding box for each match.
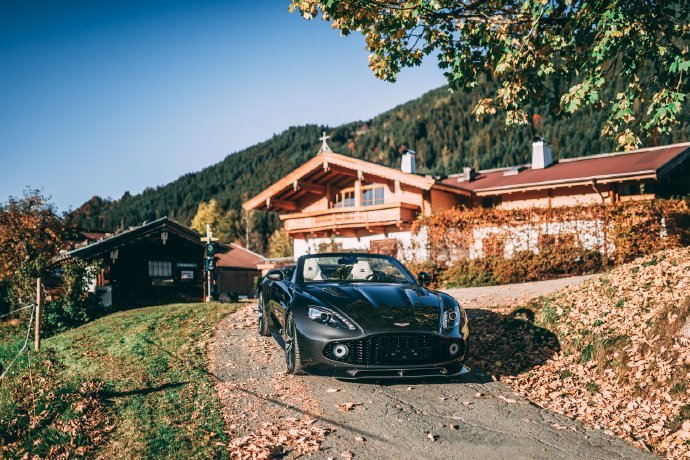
[56,217,203,262]
[215,243,265,270]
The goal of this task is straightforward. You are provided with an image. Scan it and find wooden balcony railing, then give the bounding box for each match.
[281,202,420,234]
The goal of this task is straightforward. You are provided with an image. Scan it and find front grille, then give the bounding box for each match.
[323,334,463,366]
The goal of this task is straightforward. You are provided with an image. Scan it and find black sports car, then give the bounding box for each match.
[257,253,469,379]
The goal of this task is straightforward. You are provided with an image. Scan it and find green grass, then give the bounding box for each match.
[1,302,239,459]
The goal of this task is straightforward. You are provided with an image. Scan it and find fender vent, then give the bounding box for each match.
[322,287,348,297]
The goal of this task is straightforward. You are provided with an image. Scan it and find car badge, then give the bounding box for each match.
[394,322,410,327]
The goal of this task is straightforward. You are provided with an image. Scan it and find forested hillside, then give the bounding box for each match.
[74,76,690,254]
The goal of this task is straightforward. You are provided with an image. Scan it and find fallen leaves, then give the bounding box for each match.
[336,402,362,412]
[210,304,332,459]
[486,248,690,458]
[228,418,330,459]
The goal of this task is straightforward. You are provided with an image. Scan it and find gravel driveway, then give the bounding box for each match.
[442,275,596,309]
[208,276,650,459]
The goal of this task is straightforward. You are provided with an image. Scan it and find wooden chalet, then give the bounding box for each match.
[244,136,690,260]
[243,135,469,259]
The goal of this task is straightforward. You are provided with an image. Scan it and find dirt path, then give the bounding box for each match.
[208,276,650,459]
[442,275,596,309]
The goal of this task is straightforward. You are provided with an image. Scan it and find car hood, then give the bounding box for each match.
[302,283,441,332]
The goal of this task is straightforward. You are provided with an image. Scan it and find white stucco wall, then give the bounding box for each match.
[468,219,611,259]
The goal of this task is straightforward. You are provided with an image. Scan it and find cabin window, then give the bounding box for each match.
[148,261,172,278]
[333,190,355,208]
[362,185,385,206]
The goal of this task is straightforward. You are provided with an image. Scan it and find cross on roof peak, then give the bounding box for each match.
[318,131,332,153]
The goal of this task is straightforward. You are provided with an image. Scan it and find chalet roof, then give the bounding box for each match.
[215,243,265,270]
[243,151,469,211]
[56,217,203,262]
[440,142,690,195]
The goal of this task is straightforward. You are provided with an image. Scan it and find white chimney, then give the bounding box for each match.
[401,149,417,174]
[532,139,553,169]
[459,166,476,182]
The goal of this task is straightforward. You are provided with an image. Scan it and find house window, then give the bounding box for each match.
[333,190,355,208]
[619,183,642,196]
[482,196,502,208]
[482,235,506,258]
[362,184,385,206]
[370,238,398,256]
[148,261,172,278]
[538,234,577,252]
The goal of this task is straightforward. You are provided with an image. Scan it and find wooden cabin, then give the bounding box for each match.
[215,243,265,297]
[58,218,205,307]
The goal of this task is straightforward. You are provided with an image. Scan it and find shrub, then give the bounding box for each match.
[42,260,101,336]
[414,198,689,287]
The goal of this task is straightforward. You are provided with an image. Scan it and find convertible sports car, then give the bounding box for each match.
[257,253,469,379]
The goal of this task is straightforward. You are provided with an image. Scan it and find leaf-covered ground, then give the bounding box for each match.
[0,302,239,459]
[208,305,331,459]
[478,248,690,457]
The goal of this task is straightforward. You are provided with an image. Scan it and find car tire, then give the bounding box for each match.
[258,293,270,337]
[285,311,303,375]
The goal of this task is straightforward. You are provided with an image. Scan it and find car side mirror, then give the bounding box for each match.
[417,272,432,285]
[266,272,283,281]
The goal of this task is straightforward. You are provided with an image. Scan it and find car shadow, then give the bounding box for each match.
[367,306,559,387]
[464,307,560,379]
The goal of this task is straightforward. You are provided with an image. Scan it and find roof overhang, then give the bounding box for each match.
[473,171,658,196]
[242,152,440,212]
[54,217,205,264]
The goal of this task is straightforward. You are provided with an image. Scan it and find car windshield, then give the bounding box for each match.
[301,255,414,284]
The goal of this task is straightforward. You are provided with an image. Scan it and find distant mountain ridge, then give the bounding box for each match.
[73,80,690,252]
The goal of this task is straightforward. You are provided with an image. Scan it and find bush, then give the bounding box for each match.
[405,259,447,288]
[440,247,606,288]
[414,198,689,287]
[41,260,100,336]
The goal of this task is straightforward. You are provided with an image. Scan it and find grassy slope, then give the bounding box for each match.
[1,302,238,459]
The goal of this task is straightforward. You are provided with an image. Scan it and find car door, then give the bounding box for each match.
[272,274,293,333]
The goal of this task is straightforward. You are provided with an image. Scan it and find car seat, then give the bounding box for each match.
[303,258,323,281]
[350,260,373,280]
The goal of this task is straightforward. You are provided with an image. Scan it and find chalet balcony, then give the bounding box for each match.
[281,202,420,235]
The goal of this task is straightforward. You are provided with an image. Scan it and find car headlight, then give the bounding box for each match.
[442,307,461,329]
[307,306,356,331]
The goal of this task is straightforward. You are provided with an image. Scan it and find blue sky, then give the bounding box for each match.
[0,0,446,212]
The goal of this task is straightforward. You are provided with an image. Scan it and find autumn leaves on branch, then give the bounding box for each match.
[291,0,690,150]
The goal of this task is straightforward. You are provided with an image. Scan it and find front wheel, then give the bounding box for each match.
[284,311,303,375]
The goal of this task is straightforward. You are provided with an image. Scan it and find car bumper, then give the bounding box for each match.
[302,360,470,379]
[295,328,469,379]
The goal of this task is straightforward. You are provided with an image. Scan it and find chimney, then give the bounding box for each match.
[401,149,417,174]
[532,137,553,169]
[461,166,476,182]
